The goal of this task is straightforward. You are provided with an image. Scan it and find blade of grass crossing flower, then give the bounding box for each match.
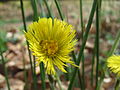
[30,0,47,89]
[44,0,54,19]
[20,0,38,89]
[40,62,46,90]
[68,0,97,89]
[54,0,64,20]
[53,0,70,81]
[41,1,55,89]
[0,47,10,90]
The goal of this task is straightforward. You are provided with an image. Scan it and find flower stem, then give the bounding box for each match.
[79,0,84,37]
[72,51,83,89]
[115,78,120,90]
[0,48,10,90]
[48,75,55,90]
[54,0,70,81]
[54,0,64,20]
[90,39,96,86]
[55,73,63,90]
[79,0,85,89]
[38,0,46,17]
[44,0,54,19]
[33,56,37,90]
[68,0,97,89]
[40,62,46,90]
[30,0,38,21]
[20,0,37,89]
[107,30,120,57]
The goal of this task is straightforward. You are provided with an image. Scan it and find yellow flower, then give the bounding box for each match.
[25,18,78,75]
[107,55,120,76]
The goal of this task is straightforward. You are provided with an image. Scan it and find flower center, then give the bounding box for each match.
[40,40,58,56]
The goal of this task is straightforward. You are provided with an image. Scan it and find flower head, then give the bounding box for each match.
[25,18,78,75]
[107,55,120,76]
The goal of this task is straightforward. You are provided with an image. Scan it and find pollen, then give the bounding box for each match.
[40,40,58,56]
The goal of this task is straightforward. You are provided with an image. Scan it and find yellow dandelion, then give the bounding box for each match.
[107,55,120,76]
[24,18,78,75]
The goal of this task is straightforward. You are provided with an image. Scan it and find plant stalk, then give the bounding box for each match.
[40,62,46,90]
[95,0,100,89]
[68,0,97,89]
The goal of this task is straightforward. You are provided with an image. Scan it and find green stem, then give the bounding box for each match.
[40,62,46,90]
[0,48,10,90]
[20,0,33,71]
[30,0,38,21]
[55,73,63,90]
[72,51,83,89]
[80,0,84,37]
[20,0,27,32]
[103,25,120,70]
[100,29,120,90]
[48,75,55,90]
[44,0,54,19]
[115,79,120,90]
[54,0,70,81]
[81,55,85,90]
[54,0,64,20]
[20,0,37,89]
[107,30,120,57]
[90,39,96,87]
[33,56,37,90]
[80,0,85,89]
[38,0,46,17]
[95,0,100,89]
[68,0,97,89]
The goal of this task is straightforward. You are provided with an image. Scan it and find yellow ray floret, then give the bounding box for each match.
[24,18,78,75]
[107,55,120,76]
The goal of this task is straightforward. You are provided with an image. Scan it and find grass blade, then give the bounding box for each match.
[20,0,38,89]
[54,0,64,20]
[79,0,85,89]
[38,0,46,17]
[30,0,38,21]
[95,0,100,89]
[68,0,97,89]
[44,0,54,19]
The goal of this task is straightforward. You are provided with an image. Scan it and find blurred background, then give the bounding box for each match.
[0,0,120,90]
